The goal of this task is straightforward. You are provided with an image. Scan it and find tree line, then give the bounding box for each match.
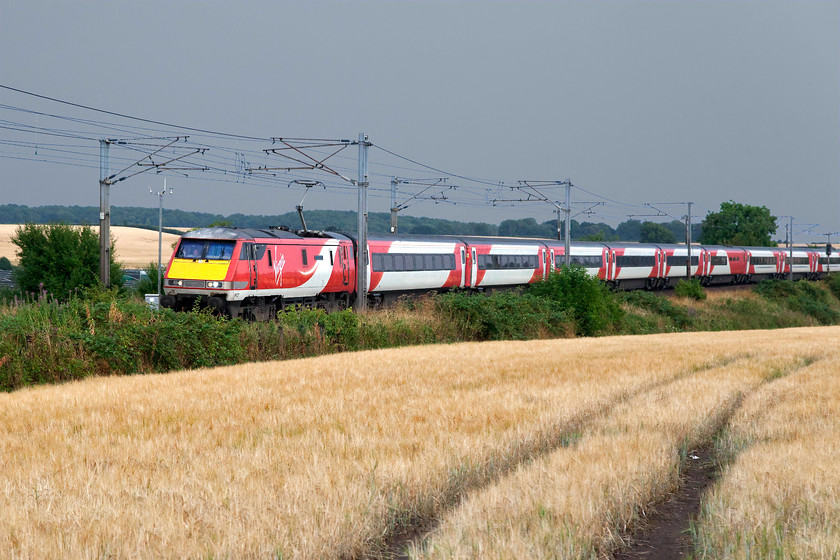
[1,203,701,242]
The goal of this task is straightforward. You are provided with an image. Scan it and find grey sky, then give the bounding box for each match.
[1,0,838,241]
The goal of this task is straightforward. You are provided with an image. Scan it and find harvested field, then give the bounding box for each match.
[1,327,838,559]
[0,224,181,268]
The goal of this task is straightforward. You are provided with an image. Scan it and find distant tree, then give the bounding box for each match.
[409,224,437,235]
[207,219,234,228]
[466,222,498,236]
[12,223,122,298]
[580,232,606,242]
[573,221,616,241]
[699,201,777,247]
[640,221,677,243]
[616,220,642,242]
[499,218,551,238]
[663,220,686,242]
[0,256,12,270]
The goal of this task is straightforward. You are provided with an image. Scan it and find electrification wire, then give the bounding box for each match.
[572,183,647,209]
[371,143,510,188]
[0,84,352,144]
[0,123,99,142]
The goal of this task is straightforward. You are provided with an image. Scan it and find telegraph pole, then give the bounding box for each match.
[151,178,173,298]
[788,216,794,281]
[356,133,369,312]
[822,232,838,274]
[96,135,205,287]
[500,179,584,266]
[564,179,571,267]
[686,201,693,282]
[635,201,694,281]
[390,177,398,233]
[99,140,111,287]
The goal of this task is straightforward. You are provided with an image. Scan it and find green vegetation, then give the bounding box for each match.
[11,223,122,298]
[699,200,777,246]
[0,256,12,270]
[640,221,677,243]
[436,290,573,340]
[2,270,839,392]
[752,279,840,325]
[674,278,707,300]
[527,264,623,336]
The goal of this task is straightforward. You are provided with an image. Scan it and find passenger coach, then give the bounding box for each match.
[161,226,838,319]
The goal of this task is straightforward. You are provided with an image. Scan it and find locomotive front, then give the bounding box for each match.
[160,228,243,315]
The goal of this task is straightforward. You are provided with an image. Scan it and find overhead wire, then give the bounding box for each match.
[4,84,749,232]
[0,84,345,143]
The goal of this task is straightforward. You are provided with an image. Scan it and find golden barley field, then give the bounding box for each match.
[1,327,838,559]
[693,348,840,558]
[0,224,181,268]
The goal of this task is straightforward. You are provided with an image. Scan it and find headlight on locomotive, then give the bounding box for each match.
[206,281,224,289]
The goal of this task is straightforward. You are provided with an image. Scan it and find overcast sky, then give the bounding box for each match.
[1,0,838,241]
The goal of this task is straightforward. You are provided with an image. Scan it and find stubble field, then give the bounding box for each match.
[1,327,838,559]
[0,224,181,268]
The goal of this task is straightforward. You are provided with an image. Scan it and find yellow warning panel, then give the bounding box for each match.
[167,259,230,281]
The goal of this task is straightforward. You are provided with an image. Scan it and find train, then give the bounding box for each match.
[159,225,839,320]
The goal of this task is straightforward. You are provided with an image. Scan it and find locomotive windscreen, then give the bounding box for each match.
[176,240,236,260]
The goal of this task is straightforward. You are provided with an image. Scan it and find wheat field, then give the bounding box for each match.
[692,351,840,558]
[1,327,838,559]
[0,224,181,268]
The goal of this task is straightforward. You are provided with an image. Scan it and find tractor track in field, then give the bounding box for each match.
[612,354,823,560]
[369,353,754,560]
[612,442,718,560]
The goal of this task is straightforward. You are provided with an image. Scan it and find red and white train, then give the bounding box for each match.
[160,226,839,320]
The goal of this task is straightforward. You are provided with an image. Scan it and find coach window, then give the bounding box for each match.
[301,249,308,266]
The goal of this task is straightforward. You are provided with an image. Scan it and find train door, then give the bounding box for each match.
[549,249,555,274]
[460,247,467,288]
[539,248,546,280]
[470,248,478,287]
[657,249,665,278]
[339,245,350,286]
[243,242,257,290]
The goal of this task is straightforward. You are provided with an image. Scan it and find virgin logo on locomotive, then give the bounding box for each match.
[273,252,286,286]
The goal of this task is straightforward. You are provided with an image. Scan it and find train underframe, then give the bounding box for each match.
[161,291,353,320]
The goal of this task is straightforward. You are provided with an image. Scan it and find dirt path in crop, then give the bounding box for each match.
[378,356,749,560]
[613,444,718,560]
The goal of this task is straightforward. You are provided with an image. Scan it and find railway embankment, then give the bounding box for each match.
[1,272,839,392]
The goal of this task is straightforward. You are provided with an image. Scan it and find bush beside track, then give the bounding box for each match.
[2,270,840,392]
